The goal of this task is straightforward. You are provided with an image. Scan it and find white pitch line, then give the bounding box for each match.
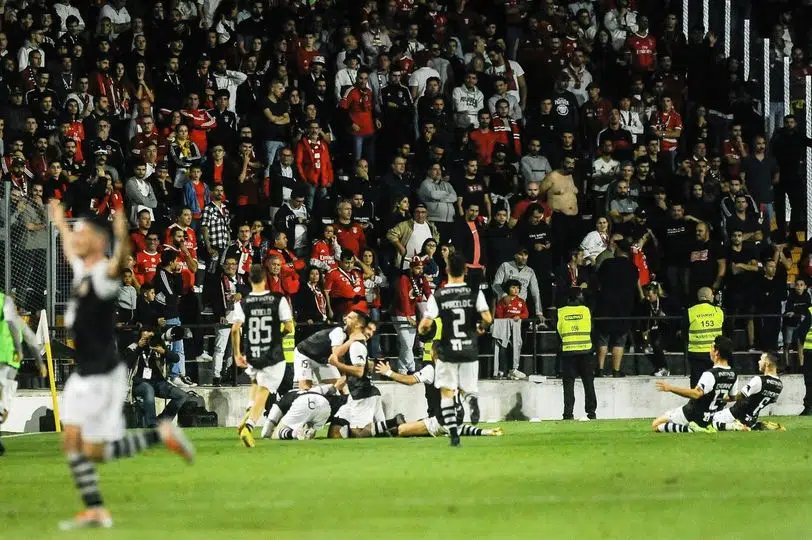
[3,432,54,439]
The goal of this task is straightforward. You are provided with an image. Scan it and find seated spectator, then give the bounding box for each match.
[392,258,432,374]
[128,329,188,428]
[325,250,367,318]
[493,278,529,380]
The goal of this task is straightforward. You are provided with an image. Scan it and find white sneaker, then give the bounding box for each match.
[169,376,192,388]
[653,368,670,377]
[196,351,213,362]
[508,369,527,380]
[577,417,592,422]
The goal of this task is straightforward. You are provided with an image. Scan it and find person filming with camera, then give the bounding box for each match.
[128,329,189,428]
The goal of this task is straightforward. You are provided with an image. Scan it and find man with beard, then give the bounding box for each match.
[484,144,518,212]
[549,72,579,135]
[540,158,581,266]
[687,221,726,300]
[515,206,553,310]
[662,202,693,305]
[725,230,760,350]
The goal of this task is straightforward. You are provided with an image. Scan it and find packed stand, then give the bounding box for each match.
[2,0,810,385]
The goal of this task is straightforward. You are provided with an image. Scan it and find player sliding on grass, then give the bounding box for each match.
[375,358,503,438]
[712,351,785,431]
[231,264,295,448]
[418,252,492,447]
[652,335,737,433]
[0,292,47,456]
[51,202,194,531]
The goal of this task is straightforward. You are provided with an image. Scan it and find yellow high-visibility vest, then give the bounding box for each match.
[282,325,295,364]
[422,319,443,362]
[556,305,592,353]
[804,307,812,351]
[687,302,724,353]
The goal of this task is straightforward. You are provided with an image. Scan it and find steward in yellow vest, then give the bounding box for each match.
[685,287,724,388]
[556,291,597,420]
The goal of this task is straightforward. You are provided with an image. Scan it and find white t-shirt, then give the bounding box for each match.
[228,293,292,324]
[487,60,524,104]
[291,205,309,249]
[99,4,131,39]
[408,66,441,98]
[402,222,432,269]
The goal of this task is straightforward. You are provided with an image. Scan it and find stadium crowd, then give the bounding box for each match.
[3,0,812,387]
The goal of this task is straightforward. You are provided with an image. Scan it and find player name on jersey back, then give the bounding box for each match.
[435,285,479,364]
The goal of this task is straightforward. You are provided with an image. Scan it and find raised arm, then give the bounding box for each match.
[108,211,131,278]
[48,200,76,262]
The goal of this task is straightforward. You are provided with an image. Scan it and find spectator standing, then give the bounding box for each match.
[334,199,367,257]
[580,216,610,266]
[754,259,787,352]
[386,204,439,270]
[295,120,334,206]
[200,185,232,264]
[519,139,552,186]
[294,266,330,342]
[153,250,195,388]
[740,136,779,230]
[310,223,341,273]
[124,160,157,226]
[393,258,432,374]
[358,248,387,358]
[493,279,529,380]
[211,257,247,386]
[452,71,484,129]
[261,79,291,175]
[783,278,810,371]
[595,239,640,377]
[687,221,726,299]
[492,246,544,319]
[724,230,760,350]
[418,163,457,242]
[339,67,378,164]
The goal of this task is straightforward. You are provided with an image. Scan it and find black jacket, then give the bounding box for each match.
[267,161,301,207]
[273,202,310,250]
[153,267,182,320]
[451,217,488,268]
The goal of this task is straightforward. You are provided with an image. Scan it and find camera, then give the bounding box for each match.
[149,326,187,348]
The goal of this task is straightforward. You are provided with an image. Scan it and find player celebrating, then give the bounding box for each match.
[374,358,503,438]
[293,311,367,391]
[652,335,737,433]
[712,351,785,431]
[269,385,348,440]
[51,202,194,531]
[0,293,47,456]
[230,264,295,448]
[418,252,492,447]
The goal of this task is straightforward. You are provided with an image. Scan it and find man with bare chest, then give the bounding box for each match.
[540,159,582,264]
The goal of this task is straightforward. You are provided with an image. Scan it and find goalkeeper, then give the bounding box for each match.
[0,292,46,455]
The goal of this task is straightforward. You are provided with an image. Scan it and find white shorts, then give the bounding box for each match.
[335,394,383,429]
[711,408,736,426]
[279,394,331,432]
[664,406,689,426]
[434,359,479,395]
[422,416,448,437]
[0,364,19,417]
[61,363,128,443]
[254,362,287,393]
[293,349,340,383]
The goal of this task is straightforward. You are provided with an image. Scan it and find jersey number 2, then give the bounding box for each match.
[450,308,466,351]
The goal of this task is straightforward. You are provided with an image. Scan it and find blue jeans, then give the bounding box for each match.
[166,317,185,377]
[368,307,382,357]
[760,202,776,233]
[350,134,375,165]
[133,379,189,428]
[264,140,286,176]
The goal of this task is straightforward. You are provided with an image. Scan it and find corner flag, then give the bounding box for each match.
[37,310,61,432]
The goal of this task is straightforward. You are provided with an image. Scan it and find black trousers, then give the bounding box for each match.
[688,352,712,388]
[561,352,597,419]
[804,360,812,408]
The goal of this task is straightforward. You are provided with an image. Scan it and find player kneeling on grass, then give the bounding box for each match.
[268,386,348,440]
[51,203,195,531]
[712,351,785,432]
[652,335,737,433]
[231,264,295,448]
[325,320,404,438]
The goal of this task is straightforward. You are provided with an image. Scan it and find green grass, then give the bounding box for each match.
[1,419,811,539]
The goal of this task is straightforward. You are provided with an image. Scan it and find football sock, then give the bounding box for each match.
[245,419,255,432]
[277,427,295,440]
[68,452,103,508]
[657,422,689,433]
[371,421,389,437]
[460,425,483,436]
[713,421,729,431]
[441,397,459,439]
[103,430,161,461]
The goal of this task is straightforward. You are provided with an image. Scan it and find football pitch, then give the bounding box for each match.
[2,419,811,540]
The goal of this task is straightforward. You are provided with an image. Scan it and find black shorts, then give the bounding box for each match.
[596,331,628,348]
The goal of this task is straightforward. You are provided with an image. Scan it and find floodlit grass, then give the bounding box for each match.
[1,419,811,539]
